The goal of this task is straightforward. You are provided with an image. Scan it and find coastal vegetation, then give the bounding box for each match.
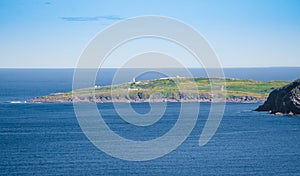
[28,77,290,103]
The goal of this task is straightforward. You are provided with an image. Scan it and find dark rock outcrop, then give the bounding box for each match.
[255,79,300,115]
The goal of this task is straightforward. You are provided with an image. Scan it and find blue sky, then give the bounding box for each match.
[0,0,299,68]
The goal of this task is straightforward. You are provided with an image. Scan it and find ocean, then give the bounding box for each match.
[0,68,300,175]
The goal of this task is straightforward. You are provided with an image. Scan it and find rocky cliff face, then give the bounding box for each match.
[255,79,300,115]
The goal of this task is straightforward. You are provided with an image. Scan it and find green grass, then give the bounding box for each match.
[41,77,289,101]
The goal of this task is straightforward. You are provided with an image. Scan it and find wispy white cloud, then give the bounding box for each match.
[61,15,123,22]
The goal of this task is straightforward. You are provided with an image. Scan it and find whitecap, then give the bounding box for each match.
[9,101,27,104]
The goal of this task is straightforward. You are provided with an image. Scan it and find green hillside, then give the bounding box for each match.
[29,78,290,103]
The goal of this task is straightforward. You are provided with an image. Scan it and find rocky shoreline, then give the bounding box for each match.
[27,96,266,103]
[255,79,300,115]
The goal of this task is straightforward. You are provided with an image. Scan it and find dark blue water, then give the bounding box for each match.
[0,69,300,175]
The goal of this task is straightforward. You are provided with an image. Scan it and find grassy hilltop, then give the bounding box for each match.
[28,77,290,103]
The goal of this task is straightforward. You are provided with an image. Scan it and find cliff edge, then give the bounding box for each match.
[255,79,300,115]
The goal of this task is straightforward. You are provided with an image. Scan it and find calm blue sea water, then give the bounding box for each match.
[0,69,300,175]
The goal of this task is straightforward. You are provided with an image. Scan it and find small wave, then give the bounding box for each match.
[9,101,27,104]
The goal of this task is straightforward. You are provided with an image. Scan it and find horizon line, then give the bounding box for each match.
[0,66,300,69]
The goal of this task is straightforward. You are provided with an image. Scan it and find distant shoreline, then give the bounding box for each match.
[27,77,288,104]
[27,97,266,104]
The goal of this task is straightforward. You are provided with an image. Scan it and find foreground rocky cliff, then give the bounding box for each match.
[255,79,300,115]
